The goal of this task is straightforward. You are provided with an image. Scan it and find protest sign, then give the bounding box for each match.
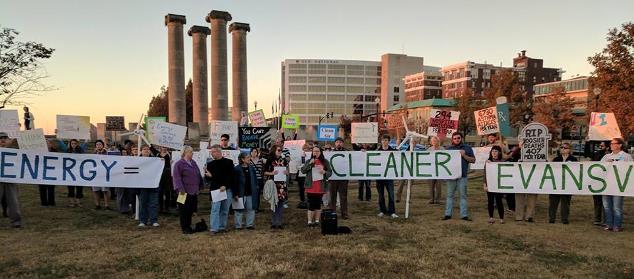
[171,150,208,176]
[281,114,300,129]
[222,150,241,166]
[427,109,459,139]
[486,161,634,196]
[239,127,271,149]
[248,110,267,127]
[0,109,20,138]
[17,129,47,152]
[588,112,622,141]
[317,125,339,141]
[324,150,461,180]
[351,122,378,143]
[519,122,551,162]
[147,119,187,150]
[56,115,91,140]
[209,120,238,148]
[470,146,493,170]
[144,116,166,143]
[283,140,306,162]
[0,147,163,188]
[105,116,126,131]
[496,103,512,137]
[474,107,499,136]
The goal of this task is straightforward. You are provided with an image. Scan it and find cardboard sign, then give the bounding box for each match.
[239,127,271,149]
[317,125,339,141]
[248,110,267,127]
[0,109,20,138]
[147,120,187,150]
[470,146,492,170]
[351,122,378,144]
[209,121,238,148]
[519,122,551,162]
[427,109,459,139]
[17,128,47,152]
[474,107,499,136]
[281,114,300,129]
[105,116,126,131]
[588,112,622,141]
[56,115,91,140]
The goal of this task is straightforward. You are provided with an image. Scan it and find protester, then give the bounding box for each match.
[172,146,203,234]
[591,141,608,226]
[514,143,537,223]
[504,146,520,213]
[548,143,577,224]
[234,152,258,230]
[443,132,475,221]
[301,146,332,227]
[427,136,444,204]
[0,132,22,228]
[329,137,350,219]
[396,137,425,203]
[357,144,372,202]
[263,145,289,229]
[249,148,265,211]
[157,146,175,214]
[38,140,57,206]
[66,139,84,207]
[115,143,133,214]
[91,140,111,210]
[483,146,505,224]
[295,144,311,209]
[601,138,632,232]
[137,145,159,227]
[376,135,398,218]
[23,106,34,130]
[206,144,236,234]
[219,134,235,150]
[487,134,514,213]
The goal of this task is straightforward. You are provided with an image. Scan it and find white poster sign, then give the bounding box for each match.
[210,121,238,148]
[470,147,492,170]
[171,150,208,176]
[351,122,378,144]
[588,112,622,141]
[147,120,187,150]
[222,150,241,166]
[56,115,91,140]
[283,140,306,162]
[0,109,20,138]
[474,107,499,136]
[17,128,47,152]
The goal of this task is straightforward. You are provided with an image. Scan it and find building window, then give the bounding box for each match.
[393,86,399,93]
[394,96,399,102]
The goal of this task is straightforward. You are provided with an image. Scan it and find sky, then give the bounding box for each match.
[1,0,632,134]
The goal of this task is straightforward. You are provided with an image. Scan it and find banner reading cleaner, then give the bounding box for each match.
[0,147,164,188]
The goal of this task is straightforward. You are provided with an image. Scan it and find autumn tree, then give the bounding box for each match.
[147,79,193,123]
[454,88,483,136]
[0,27,55,108]
[588,22,634,138]
[532,86,576,146]
[483,69,532,127]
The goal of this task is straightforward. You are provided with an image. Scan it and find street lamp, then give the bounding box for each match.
[593,88,601,112]
[374,97,381,123]
[319,112,334,126]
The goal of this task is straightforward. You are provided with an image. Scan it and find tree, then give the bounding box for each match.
[0,27,55,108]
[483,69,532,128]
[532,86,576,146]
[588,22,634,138]
[454,88,482,136]
[147,79,193,122]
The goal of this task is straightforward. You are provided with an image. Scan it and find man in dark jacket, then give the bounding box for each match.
[329,137,350,219]
[205,144,236,234]
[376,134,398,219]
[591,141,608,225]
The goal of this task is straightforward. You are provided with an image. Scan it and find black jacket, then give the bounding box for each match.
[206,157,236,192]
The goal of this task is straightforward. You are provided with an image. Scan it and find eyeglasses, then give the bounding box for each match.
[452,137,461,140]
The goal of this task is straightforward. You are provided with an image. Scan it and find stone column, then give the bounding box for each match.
[205,10,232,121]
[164,14,187,126]
[188,26,211,136]
[229,22,250,122]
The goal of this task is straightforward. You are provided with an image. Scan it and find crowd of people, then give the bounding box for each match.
[0,130,631,235]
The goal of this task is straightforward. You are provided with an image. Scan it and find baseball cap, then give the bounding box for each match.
[335,137,344,143]
[0,132,9,139]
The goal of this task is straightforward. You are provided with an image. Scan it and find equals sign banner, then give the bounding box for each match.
[124,167,140,174]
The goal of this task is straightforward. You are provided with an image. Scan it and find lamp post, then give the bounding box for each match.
[593,88,601,112]
[373,97,381,123]
[319,112,334,127]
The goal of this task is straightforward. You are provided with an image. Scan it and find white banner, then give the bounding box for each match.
[0,148,163,188]
[470,147,492,170]
[324,151,462,180]
[17,129,48,152]
[351,122,378,143]
[147,120,187,150]
[209,121,238,148]
[56,115,91,140]
[486,162,634,196]
[0,109,20,138]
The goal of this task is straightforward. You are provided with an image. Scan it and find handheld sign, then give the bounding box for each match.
[518,122,551,162]
[105,116,126,131]
[248,110,267,127]
[0,109,20,138]
[283,140,306,162]
[588,112,622,141]
[209,121,238,148]
[317,125,338,141]
[147,120,187,150]
[281,114,300,129]
[496,102,512,137]
[470,146,492,170]
[17,128,48,152]
[239,127,271,149]
[427,109,459,140]
[474,107,500,136]
[56,115,91,140]
[351,122,378,144]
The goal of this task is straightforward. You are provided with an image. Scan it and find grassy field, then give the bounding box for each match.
[1,174,633,278]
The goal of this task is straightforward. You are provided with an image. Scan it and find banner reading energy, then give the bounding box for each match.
[0,148,164,188]
[486,162,634,196]
[324,151,462,180]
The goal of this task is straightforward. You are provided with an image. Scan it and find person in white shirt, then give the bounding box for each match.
[601,138,632,232]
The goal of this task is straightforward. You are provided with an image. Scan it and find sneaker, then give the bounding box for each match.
[461,217,472,221]
[314,222,320,227]
[548,220,555,224]
[527,218,534,223]
[210,231,217,235]
[442,216,451,220]
[246,226,255,230]
[593,221,603,226]
[283,204,289,209]
[307,222,313,227]
[377,212,385,217]
[390,214,399,219]
[138,223,146,227]
[152,223,160,227]
[613,227,623,232]
[95,205,101,210]
[562,220,569,225]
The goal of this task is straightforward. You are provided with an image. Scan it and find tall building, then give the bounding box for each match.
[441,61,505,98]
[513,50,562,94]
[403,66,442,102]
[380,54,425,112]
[281,59,381,125]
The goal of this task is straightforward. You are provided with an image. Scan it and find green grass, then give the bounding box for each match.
[1,176,633,278]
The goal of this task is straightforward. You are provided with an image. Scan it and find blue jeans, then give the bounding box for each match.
[139,188,159,224]
[445,177,469,218]
[376,180,395,215]
[602,195,624,228]
[210,190,232,232]
[234,196,255,228]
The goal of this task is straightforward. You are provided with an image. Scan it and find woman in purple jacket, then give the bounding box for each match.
[172,146,204,234]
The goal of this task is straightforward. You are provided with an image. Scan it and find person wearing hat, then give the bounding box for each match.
[0,132,22,228]
[329,137,350,219]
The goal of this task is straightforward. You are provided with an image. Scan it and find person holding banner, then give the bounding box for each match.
[357,144,372,202]
[295,144,311,208]
[66,139,84,208]
[0,132,22,228]
[427,136,444,205]
[138,145,160,227]
[206,145,236,234]
[172,146,204,234]
[263,145,289,229]
[591,142,608,226]
[443,132,475,221]
[301,146,332,227]
[158,146,175,214]
[38,140,58,207]
[330,138,350,219]
[548,143,577,225]
[483,146,506,224]
[376,135,398,219]
[90,140,111,210]
[601,138,632,232]
[234,152,258,230]
[249,148,265,212]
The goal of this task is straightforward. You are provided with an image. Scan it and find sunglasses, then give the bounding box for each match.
[221,139,228,141]
[452,137,461,140]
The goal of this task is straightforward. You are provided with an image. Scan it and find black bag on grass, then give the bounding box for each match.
[194,219,208,232]
[320,209,338,235]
